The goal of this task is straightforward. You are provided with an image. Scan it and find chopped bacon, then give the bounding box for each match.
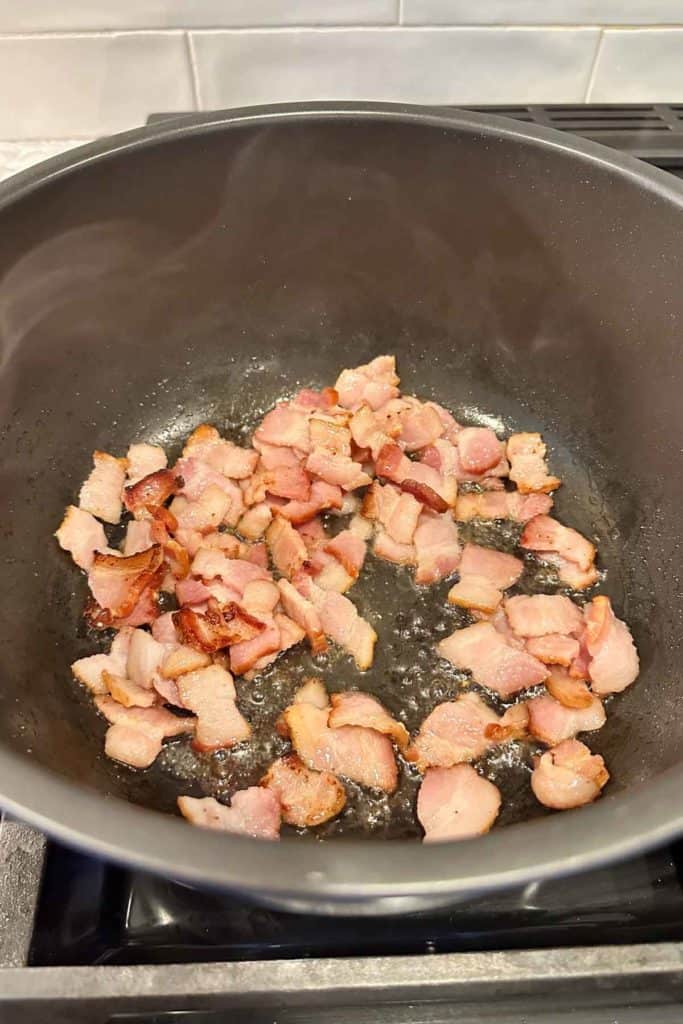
[174,577,213,606]
[527,691,605,747]
[237,502,273,540]
[531,738,609,810]
[97,695,194,766]
[542,553,600,591]
[190,551,269,592]
[324,529,367,578]
[261,754,346,827]
[182,424,259,479]
[266,516,308,578]
[170,486,233,533]
[107,585,161,628]
[284,700,397,792]
[505,594,584,639]
[447,575,503,614]
[328,691,409,751]
[584,595,639,695]
[126,443,167,485]
[174,601,265,654]
[55,505,108,571]
[305,449,372,491]
[240,579,280,619]
[335,355,400,412]
[126,628,165,688]
[275,480,343,524]
[122,519,155,557]
[254,403,311,452]
[407,692,500,770]
[373,530,416,565]
[103,671,157,709]
[418,765,501,842]
[399,479,449,514]
[277,579,327,653]
[229,623,281,675]
[160,645,211,679]
[308,413,352,457]
[520,515,595,573]
[177,664,251,752]
[349,513,374,541]
[71,628,133,695]
[178,789,281,840]
[484,702,530,742]
[88,545,163,619]
[79,450,126,525]
[546,666,593,707]
[457,427,504,475]
[294,575,376,669]
[413,510,461,584]
[527,634,580,667]
[123,469,180,517]
[507,432,560,494]
[263,462,311,502]
[455,490,553,523]
[104,723,162,768]
[376,443,455,509]
[349,405,392,460]
[438,621,548,698]
[293,386,339,411]
[461,544,524,590]
[395,397,445,452]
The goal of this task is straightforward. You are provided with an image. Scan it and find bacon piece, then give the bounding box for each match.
[349,405,392,460]
[418,765,501,842]
[438,621,548,698]
[531,738,609,810]
[277,579,327,653]
[335,355,400,412]
[399,479,449,514]
[55,505,108,571]
[190,551,269,593]
[292,386,339,411]
[262,462,311,502]
[177,664,251,752]
[126,443,167,485]
[104,723,162,768]
[520,515,595,573]
[107,584,161,628]
[183,424,259,480]
[160,645,211,679]
[527,634,580,667]
[546,666,592,707]
[457,427,504,475]
[373,530,416,565]
[170,486,233,533]
[455,490,553,523]
[71,627,133,695]
[276,480,343,524]
[584,595,639,695]
[376,443,455,509]
[324,529,366,578]
[97,694,194,766]
[122,519,154,557]
[328,691,409,751]
[240,579,281,619]
[305,449,372,491]
[174,601,265,654]
[177,789,280,840]
[237,502,272,540]
[284,701,397,792]
[396,398,444,452]
[243,613,307,678]
[88,545,163,619]
[103,671,157,709]
[407,692,500,770]
[266,516,308,578]
[308,413,352,458]
[349,513,374,541]
[447,575,503,613]
[413,510,461,584]
[507,432,560,494]
[174,577,213,606]
[542,553,600,591]
[123,469,180,517]
[505,594,584,639]
[294,575,376,669]
[461,543,524,590]
[261,754,346,827]
[229,623,281,675]
[79,450,126,525]
[527,691,605,746]
[254,403,311,452]
[484,702,530,742]
[126,628,165,688]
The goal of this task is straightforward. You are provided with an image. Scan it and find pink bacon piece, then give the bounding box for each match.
[261,754,346,827]
[417,765,501,842]
[505,594,584,639]
[438,621,548,698]
[177,664,251,752]
[178,789,281,840]
[531,738,609,810]
[507,432,560,495]
[584,595,639,695]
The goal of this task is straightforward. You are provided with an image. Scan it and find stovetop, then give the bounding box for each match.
[2,104,683,1021]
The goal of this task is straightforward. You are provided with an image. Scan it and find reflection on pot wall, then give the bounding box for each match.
[0,2,682,139]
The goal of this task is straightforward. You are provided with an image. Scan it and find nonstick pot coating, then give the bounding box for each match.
[0,105,680,911]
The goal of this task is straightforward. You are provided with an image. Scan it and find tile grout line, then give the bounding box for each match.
[584,29,605,101]
[185,31,202,111]
[0,25,681,38]
[398,0,404,27]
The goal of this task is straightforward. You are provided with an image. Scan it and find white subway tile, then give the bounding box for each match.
[0,34,194,138]
[402,1,683,25]
[0,1,398,32]
[191,27,599,108]
[589,29,683,101]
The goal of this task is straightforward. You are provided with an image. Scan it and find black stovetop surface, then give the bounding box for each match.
[27,104,683,971]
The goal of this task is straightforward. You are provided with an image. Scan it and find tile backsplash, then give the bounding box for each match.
[1,2,682,139]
